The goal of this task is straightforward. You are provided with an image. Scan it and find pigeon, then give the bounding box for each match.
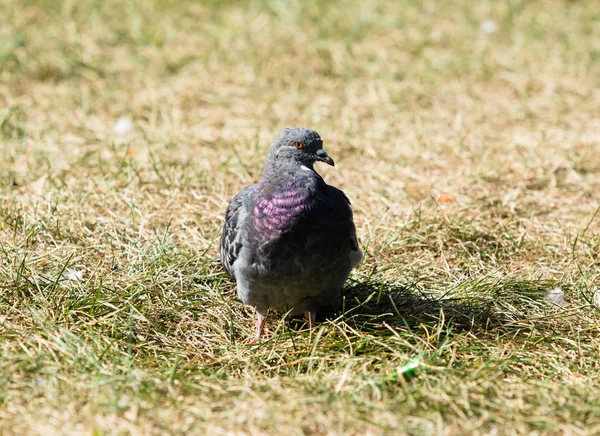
[220,128,362,341]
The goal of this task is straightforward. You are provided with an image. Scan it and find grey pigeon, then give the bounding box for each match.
[220,128,362,341]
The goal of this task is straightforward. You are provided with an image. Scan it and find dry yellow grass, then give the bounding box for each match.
[1,0,600,434]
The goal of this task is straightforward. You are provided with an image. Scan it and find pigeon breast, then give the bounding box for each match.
[253,182,314,239]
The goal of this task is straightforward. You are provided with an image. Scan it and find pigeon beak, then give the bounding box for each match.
[315,148,335,167]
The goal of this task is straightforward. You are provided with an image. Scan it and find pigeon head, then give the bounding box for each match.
[265,128,334,170]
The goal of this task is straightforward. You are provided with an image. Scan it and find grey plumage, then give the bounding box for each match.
[220,128,362,339]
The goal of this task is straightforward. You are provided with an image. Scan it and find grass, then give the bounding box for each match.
[1,0,600,434]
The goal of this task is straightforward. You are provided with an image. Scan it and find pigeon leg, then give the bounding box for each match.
[304,311,317,329]
[249,313,269,344]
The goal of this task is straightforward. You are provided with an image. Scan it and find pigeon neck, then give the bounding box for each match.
[262,159,315,181]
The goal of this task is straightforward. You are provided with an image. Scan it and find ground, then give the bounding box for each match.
[1,0,600,434]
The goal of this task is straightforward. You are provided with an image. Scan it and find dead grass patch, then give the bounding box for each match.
[1,0,600,434]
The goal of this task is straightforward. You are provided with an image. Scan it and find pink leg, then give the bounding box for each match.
[249,313,269,344]
[255,313,267,338]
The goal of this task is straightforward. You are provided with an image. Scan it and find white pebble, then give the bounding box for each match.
[480,19,498,34]
[100,149,113,161]
[545,287,566,306]
[113,116,133,135]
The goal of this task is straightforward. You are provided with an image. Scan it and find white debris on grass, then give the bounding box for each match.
[545,287,566,307]
[480,19,498,34]
[63,269,84,282]
[28,378,48,387]
[593,289,600,307]
[113,116,133,135]
[100,149,113,161]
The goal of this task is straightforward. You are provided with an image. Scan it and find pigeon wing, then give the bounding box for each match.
[220,184,256,278]
[327,186,362,268]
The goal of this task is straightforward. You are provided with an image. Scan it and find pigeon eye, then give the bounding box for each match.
[293,142,304,150]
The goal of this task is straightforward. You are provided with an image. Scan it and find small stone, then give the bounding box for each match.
[113,116,133,135]
[100,149,113,161]
[480,19,498,34]
[546,287,566,306]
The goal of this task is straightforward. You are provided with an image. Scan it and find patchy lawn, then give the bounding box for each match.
[1,0,600,434]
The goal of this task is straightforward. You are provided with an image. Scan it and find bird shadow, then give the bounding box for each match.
[331,280,530,334]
